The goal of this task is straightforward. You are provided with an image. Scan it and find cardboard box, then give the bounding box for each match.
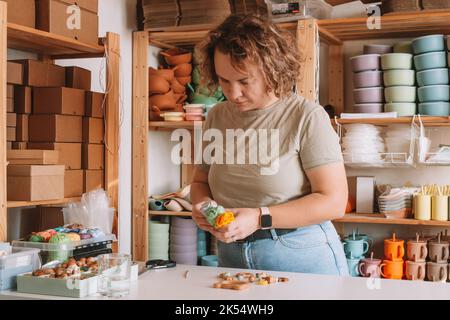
[83,117,103,143]
[39,206,64,230]
[66,66,91,91]
[2,0,35,28]
[7,113,16,127]
[7,85,14,99]
[34,87,85,116]
[7,150,59,165]
[59,0,98,13]
[348,176,375,214]
[7,165,65,201]
[7,62,23,85]
[7,98,14,112]
[82,144,104,170]
[16,114,29,142]
[14,86,32,114]
[64,170,83,197]
[84,170,103,193]
[28,142,81,170]
[12,60,65,87]
[12,142,27,150]
[85,92,104,118]
[36,0,99,45]
[29,115,82,143]
[7,127,16,141]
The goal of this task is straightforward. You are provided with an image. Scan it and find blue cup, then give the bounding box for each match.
[347,257,362,277]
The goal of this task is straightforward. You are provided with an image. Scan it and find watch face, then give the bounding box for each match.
[261,214,272,229]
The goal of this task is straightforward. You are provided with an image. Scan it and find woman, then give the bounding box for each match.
[191,14,349,276]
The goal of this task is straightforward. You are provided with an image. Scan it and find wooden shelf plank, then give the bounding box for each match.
[334,214,450,227]
[7,23,105,58]
[149,210,192,217]
[333,116,450,126]
[149,121,203,131]
[318,11,450,41]
[7,197,81,209]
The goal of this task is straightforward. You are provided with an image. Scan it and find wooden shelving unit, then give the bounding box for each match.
[334,214,450,227]
[133,10,450,261]
[0,2,121,243]
[149,210,192,217]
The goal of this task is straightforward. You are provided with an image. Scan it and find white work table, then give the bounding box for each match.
[1,264,450,300]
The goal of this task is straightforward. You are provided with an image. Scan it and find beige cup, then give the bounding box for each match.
[414,194,431,220]
[428,241,450,263]
[427,261,448,282]
[405,261,426,281]
[407,240,428,262]
[432,195,449,221]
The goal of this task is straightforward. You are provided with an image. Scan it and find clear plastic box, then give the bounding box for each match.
[0,247,41,290]
[12,234,117,265]
[265,0,332,23]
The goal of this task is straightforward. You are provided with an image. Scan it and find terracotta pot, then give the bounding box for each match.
[174,63,192,77]
[149,75,171,94]
[176,76,192,86]
[149,67,174,82]
[149,90,177,110]
[174,93,188,104]
[161,48,192,66]
[171,78,186,94]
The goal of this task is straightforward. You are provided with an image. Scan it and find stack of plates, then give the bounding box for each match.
[378,187,417,219]
[170,217,198,265]
[342,124,385,163]
[384,125,412,161]
[148,220,170,260]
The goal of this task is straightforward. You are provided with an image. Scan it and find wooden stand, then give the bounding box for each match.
[0,1,121,243]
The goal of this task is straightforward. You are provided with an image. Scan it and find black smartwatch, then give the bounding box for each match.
[260,207,272,230]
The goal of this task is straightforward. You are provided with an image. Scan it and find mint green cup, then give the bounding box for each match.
[385,103,417,116]
[383,70,415,86]
[381,53,413,70]
[385,86,416,103]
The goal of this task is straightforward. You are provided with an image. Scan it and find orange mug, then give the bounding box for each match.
[380,259,404,280]
[384,234,405,261]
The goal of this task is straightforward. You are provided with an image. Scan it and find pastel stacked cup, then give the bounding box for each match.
[382,52,416,117]
[413,35,450,116]
[184,104,205,122]
[405,234,427,281]
[148,219,170,260]
[381,233,405,280]
[342,231,369,277]
[426,233,449,282]
[351,52,384,114]
[170,217,198,265]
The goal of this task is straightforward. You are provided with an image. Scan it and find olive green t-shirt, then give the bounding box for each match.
[197,93,342,209]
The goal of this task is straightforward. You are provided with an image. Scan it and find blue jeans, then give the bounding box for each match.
[218,221,349,276]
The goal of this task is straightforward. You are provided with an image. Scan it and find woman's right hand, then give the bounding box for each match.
[192,201,215,233]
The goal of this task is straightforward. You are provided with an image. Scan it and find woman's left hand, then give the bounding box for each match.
[211,208,260,244]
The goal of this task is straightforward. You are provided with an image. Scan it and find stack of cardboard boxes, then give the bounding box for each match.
[6,59,105,201]
[2,0,99,45]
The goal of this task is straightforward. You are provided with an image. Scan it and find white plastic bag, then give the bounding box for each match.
[62,189,115,233]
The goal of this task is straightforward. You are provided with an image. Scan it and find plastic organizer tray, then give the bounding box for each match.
[12,234,116,264]
[0,247,41,290]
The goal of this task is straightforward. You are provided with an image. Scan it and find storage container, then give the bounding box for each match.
[12,234,116,265]
[0,247,41,290]
[264,0,332,23]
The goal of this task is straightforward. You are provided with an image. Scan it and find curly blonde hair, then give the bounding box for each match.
[196,14,301,98]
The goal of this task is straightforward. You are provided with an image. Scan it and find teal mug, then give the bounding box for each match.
[347,257,362,277]
[149,199,166,211]
[343,238,369,258]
